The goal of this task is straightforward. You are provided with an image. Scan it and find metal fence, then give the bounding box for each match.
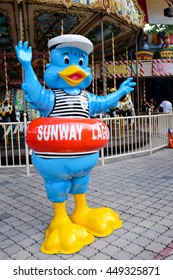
[0,110,172,173]
[100,110,173,164]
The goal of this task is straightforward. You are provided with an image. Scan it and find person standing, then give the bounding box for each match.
[159,97,172,113]
[147,98,156,113]
[141,98,156,114]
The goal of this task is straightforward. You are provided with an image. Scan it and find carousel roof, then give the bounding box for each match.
[0,0,145,62]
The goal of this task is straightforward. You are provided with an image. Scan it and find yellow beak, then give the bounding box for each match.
[59,65,87,86]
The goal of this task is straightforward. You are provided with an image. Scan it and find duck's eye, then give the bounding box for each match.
[64,56,70,64]
[79,58,84,66]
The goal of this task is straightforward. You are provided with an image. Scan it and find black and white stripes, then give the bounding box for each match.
[35,151,97,158]
[49,89,89,119]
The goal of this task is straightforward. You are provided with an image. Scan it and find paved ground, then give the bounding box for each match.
[0,148,173,260]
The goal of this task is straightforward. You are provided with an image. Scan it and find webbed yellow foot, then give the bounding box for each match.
[40,202,94,255]
[70,194,123,237]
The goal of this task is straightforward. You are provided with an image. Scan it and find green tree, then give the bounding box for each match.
[145,24,173,34]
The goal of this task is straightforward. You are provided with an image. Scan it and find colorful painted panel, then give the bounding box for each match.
[114,0,140,25]
[153,59,173,76]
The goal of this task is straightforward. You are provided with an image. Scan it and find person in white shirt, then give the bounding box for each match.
[159,98,172,113]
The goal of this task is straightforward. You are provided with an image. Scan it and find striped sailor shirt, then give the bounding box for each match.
[49,89,90,118]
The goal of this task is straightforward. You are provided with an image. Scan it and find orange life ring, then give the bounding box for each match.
[26,118,109,154]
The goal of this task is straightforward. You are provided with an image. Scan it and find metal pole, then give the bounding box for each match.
[101,20,107,96]
[112,32,116,90]
[92,52,95,94]
[149,109,152,155]
[100,114,105,165]
[135,32,140,115]
[61,17,64,35]
[19,2,30,175]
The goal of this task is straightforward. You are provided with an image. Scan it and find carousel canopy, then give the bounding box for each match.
[0,0,145,62]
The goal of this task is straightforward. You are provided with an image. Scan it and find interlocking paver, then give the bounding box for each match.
[0,239,15,250]
[0,148,173,260]
[145,241,166,253]
[155,235,173,245]
[0,224,12,234]
[150,224,168,234]
[121,221,136,230]
[135,250,157,260]
[10,250,32,260]
[130,225,147,235]
[25,243,42,254]
[3,244,24,255]
[10,233,28,243]
[0,251,12,260]
[90,252,111,260]
[33,252,55,260]
[123,243,143,255]
[90,239,108,250]
[111,238,131,248]
[138,220,155,228]
[163,229,173,238]
[133,236,151,247]
[119,231,140,241]
[68,254,87,260]
[112,250,135,260]
[18,238,36,248]
[101,245,121,257]
[79,247,99,259]
[141,229,160,240]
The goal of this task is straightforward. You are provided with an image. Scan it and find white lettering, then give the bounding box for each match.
[102,125,109,140]
[97,124,102,139]
[91,125,97,140]
[44,125,51,141]
[69,124,77,140]
[59,124,69,140]
[51,125,58,140]
[91,123,109,140]
[37,124,84,141]
[37,125,43,141]
[76,125,83,140]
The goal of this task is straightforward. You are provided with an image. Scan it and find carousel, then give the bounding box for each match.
[0,0,145,121]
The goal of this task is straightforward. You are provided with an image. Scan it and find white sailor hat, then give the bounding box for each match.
[48,34,93,55]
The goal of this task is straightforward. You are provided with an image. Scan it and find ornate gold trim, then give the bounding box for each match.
[25,0,104,10]
[111,0,144,28]
[72,1,105,11]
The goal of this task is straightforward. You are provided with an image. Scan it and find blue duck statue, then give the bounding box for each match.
[15,34,136,254]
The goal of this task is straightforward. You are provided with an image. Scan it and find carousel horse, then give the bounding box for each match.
[116,93,135,134]
[117,93,135,118]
